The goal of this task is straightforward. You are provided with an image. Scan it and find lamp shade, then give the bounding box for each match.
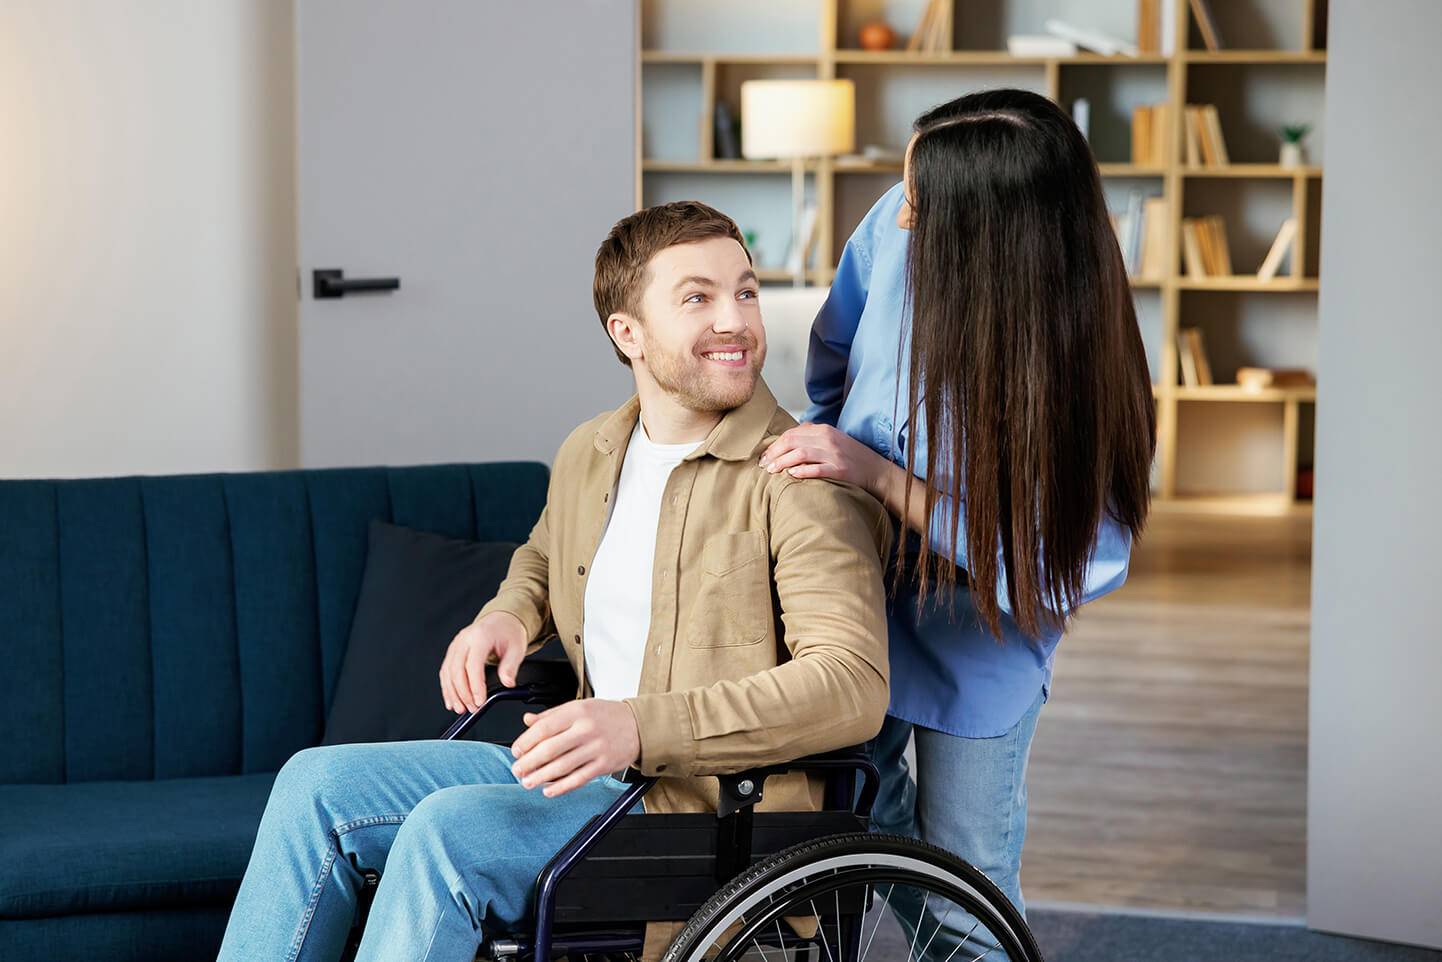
[740,79,855,159]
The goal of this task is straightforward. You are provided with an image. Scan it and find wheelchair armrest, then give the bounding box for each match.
[715,746,879,819]
[439,656,578,741]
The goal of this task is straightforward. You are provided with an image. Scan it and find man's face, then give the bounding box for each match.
[627,236,766,414]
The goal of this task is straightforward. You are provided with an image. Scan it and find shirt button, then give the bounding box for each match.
[655,645,662,655]
[573,634,581,645]
[603,492,609,503]
[577,565,585,576]
[672,494,678,505]
[661,569,667,580]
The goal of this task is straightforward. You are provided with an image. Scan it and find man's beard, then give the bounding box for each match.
[648,337,764,413]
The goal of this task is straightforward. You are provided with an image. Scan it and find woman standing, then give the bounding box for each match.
[760,88,1156,940]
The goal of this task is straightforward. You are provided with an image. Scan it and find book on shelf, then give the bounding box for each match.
[1183,107,1203,166]
[1137,0,1160,54]
[1180,219,1207,277]
[1236,366,1315,391]
[1180,216,1233,276]
[1201,215,1232,275]
[1201,104,1230,165]
[784,203,821,277]
[1160,0,1177,55]
[1177,327,1213,387]
[1185,105,1230,167]
[1044,18,1138,57]
[1188,0,1224,51]
[1113,189,1146,276]
[1007,35,1077,56]
[1137,196,1170,280]
[1131,103,1171,166]
[713,101,740,159]
[1256,218,1299,282]
[1071,97,1091,140]
[908,0,950,53]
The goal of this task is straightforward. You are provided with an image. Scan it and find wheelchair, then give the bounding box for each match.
[371,659,1045,962]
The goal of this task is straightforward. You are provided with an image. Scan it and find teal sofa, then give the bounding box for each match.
[0,463,548,961]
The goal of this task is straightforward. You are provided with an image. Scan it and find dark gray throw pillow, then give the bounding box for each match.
[321,521,525,745]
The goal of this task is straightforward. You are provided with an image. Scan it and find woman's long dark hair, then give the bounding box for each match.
[902,88,1155,640]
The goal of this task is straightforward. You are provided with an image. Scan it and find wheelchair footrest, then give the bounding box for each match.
[550,810,865,923]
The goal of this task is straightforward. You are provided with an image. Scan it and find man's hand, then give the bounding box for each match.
[438,611,528,714]
[510,700,641,798]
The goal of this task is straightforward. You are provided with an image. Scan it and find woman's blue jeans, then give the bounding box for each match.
[216,739,626,962]
[867,688,1044,957]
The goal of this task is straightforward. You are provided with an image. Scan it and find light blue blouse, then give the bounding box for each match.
[804,182,1133,737]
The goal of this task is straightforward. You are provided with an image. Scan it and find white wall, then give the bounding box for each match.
[0,0,298,478]
[1308,0,1442,949]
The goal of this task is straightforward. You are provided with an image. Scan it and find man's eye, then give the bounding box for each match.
[739,289,759,300]
[684,293,705,304]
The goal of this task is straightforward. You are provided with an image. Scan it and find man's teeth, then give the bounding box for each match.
[703,351,743,361]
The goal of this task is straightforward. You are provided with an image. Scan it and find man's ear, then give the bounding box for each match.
[608,312,645,364]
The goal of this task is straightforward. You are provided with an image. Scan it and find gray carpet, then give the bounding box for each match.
[1028,910,1442,962]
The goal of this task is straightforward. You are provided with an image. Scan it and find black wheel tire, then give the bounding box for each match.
[662,832,1043,962]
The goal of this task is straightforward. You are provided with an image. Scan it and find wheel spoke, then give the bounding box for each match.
[858,883,894,962]
[916,910,946,961]
[810,900,837,962]
[940,918,985,962]
[907,890,931,962]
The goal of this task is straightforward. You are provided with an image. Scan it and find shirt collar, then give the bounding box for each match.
[592,378,780,463]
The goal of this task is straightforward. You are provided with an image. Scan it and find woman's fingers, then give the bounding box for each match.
[759,423,831,466]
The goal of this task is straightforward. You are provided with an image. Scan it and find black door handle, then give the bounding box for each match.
[312,268,400,299]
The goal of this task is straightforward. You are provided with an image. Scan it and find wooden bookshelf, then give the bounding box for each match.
[638,0,1326,514]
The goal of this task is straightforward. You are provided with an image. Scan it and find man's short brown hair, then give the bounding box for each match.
[593,201,751,366]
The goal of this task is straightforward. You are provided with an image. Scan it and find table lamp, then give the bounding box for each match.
[740,79,855,286]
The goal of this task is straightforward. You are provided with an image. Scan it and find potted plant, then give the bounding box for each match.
[1279,124,1311,167]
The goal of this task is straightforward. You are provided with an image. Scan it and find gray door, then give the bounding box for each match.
[297,0,636,468]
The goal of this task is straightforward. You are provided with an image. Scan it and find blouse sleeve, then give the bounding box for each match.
[803,229,872,426]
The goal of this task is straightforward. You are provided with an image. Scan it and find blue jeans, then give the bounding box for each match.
[216,740,627,962]
[867,688,1044,956]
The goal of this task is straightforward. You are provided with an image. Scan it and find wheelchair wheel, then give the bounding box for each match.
[663,833,1043,962]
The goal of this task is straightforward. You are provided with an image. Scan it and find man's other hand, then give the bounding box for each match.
[510,700,641,798]
[439,611,528,714]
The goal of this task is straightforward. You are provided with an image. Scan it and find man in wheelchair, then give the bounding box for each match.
[217,202,895,962]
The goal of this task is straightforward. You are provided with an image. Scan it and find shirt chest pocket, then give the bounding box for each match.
[686,530,773,648]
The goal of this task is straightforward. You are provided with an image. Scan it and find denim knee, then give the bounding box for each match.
[269,744,365,815]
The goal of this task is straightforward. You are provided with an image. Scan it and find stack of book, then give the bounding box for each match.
[1131,103,1172,166]
[1181,216,1234,277]
[1184,105,1231,167]
[907,0,951,53]
[1111,190,1170,280]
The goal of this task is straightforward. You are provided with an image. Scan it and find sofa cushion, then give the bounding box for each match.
[0,773,276,920]
[322,522,521,746]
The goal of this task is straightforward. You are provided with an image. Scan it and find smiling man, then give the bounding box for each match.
[218,202,892,962]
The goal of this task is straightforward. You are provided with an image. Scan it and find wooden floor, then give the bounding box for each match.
[1022,510,1314,918]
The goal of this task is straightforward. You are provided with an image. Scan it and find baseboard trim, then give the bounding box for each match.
[1028,900,1308,928]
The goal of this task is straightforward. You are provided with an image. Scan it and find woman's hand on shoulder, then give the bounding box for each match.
[759,423,890,499]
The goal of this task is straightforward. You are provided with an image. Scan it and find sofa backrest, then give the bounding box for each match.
[0,462,548,785]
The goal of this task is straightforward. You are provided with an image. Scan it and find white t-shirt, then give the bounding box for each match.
[583,418,697,702]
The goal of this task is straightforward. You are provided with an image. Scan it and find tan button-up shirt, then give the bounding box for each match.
[477,379,892,818]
